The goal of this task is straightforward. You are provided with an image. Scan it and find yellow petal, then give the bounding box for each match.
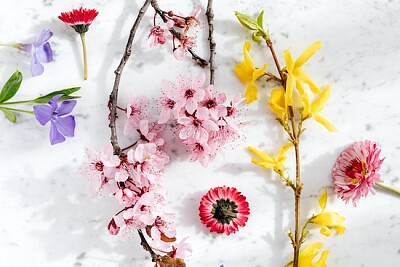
[243,41,254,68]
[285,74,295,106]
[311,85,331,113]
[244,82,258,103]
[334,225,346,235]
[314,113,338,132]
[234,62,253,84]
[320,226,331,237]
[252,158,276,169]
[248,146,276,164]
[294,41,322,69]
[295,69,320,94]
[314,250,329,267]
[311,212,345,228]
[268,87,287,121]
[318,189,328,211]
[284,49,294,73]
[296,81,311,119]
[277,143,294,163]
[253,64,269,81]
[285,242,329,267]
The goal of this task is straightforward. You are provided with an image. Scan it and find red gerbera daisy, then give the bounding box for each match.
[199,186,250,235]
[58,7,98,80]
[58,7,98,34]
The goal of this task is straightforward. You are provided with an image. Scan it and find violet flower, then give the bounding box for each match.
[21,29,54,76]
[33,94,76,145]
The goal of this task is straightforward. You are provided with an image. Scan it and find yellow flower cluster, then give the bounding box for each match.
[285,242,329,267]
[234,41,337,132]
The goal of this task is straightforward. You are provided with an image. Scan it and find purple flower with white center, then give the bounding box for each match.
[33,94,76,145]
[21,29,54,77]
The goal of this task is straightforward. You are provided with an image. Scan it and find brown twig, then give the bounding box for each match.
[206,0,216,85]
[266,38,303,267]
[107,0,160,261]
[109,0,151,156]
[150,0,208,68]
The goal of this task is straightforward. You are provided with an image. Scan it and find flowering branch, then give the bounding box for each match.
[107,0,160,260]
[109,0,152,156]
[206,0,216,85]
[150,0,208,68]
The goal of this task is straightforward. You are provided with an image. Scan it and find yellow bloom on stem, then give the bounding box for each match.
[299,82,338,132]
[284,41,322,106]
[285,242,329,267]
[234,41,268,104]
[248,143,293,175]
[268,86,288,122]
[309,189,345,236]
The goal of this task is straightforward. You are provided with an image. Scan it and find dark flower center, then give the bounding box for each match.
[345,159,368,180]
[95,161,104,171]
[185,89,194,98]
[206,99,217,109]
[165,98,175,109]
[212,198,238,224]
[193,118,201,127]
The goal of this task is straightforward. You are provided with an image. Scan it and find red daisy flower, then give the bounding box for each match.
[58,7,99,34]
[199,186,250,235]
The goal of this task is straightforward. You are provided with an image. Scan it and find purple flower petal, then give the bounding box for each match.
[50,121,66,145]
[48,94,62,110]
[36,42,53,63]
[55,115,75,137]
[33,104,53,125]
[37,29,53,45]
[30,50,44,76]
[57,100,77,116]
[21,43,32,53]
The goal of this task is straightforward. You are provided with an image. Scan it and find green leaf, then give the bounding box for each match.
[33,87,81,103]
[0,107,17,123]
[235,11,259,30]
[252,31,263,43]
[256,10,264,28]
[0,70,23,103]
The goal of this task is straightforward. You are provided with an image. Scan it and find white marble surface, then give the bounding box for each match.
[1,0,400,266]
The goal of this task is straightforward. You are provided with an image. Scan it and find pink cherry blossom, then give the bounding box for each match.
[137,120,165,146]
[107,217,120,235]
[199,85,227,119]
[153,213,176,238]
[158,80,185,124]
[176,73,205,114]
[184,140,214,167]
[115,187,138,207]
[168,237,193,259]
[332,140,385,206]
[124,96,148,135]
[178,107,219,143]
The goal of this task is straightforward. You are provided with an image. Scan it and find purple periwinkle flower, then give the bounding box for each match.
[33,94,76,145]
[21,29,54,77]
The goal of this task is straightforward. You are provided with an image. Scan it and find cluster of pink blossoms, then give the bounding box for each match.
[148,7,201,60]
[158,73,243,166]
[79,102,192,258]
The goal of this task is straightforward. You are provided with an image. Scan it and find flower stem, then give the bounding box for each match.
[375,182,400,195]
[266,38,302,267]
[0,99,34,105]
[80,33,88,80]
[0,106,34,115]
[206,0,216,85]
[0,43,20,49]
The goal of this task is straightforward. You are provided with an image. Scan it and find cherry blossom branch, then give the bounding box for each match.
[150,0,209,68]
[109,0,151,156]
[107,0,160,261]
[206,0,216,85]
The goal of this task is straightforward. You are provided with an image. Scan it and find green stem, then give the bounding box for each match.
[0,43,21,49]
[0,106,34,115]
[0,99,34,105]
[375,182,400,195]
[80,33,88,80]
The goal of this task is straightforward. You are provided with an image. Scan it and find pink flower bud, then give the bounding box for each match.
[107,218,120,235]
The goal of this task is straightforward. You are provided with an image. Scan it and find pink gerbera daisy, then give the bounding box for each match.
[332,140,385,206]
[199,186,250,235]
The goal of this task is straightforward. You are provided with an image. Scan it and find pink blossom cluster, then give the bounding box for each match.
[148,7,201,60]
[79,101,192,258]
[158,73,243,166]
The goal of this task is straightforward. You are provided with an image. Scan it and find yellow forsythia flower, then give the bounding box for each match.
[299,82,338,132]
[309,189,345,236]
[285,242,329,267]
[284,41,322,106]
[234,42,268,103]
[248,143,293,175]
[268,86,288,122]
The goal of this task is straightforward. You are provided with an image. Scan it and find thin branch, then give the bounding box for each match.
[109,0,152,156]
[150,0,208,68]
[138,229,159,262]
[206,0,216,85]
